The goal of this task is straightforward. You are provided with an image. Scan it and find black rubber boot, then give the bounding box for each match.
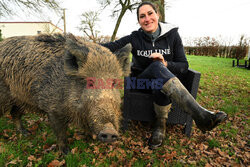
[161,77,227,133]
[149,117,166,149]
[149,103,171,149]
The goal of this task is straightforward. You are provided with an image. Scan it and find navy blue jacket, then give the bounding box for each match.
[102,22,189,75]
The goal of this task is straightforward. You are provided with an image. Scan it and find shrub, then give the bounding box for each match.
[184,35,249,59]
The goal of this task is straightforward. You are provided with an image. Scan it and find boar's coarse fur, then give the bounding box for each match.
[0,33,131,154]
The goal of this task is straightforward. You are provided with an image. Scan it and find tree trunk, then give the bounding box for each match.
[111,8,127,41]
[160,0,165,22]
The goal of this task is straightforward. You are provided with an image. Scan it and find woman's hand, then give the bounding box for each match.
[149,53,167,67]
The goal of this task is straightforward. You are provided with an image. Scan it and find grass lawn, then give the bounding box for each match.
[0,55,249,166]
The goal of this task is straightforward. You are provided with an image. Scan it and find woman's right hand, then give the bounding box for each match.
[149,53,167,67]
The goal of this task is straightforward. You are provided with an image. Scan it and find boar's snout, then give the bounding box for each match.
[98,128,119,143]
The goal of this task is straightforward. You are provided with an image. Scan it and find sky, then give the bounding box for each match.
[2,0,250,45]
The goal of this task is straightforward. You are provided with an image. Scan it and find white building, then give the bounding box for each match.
[0,22,63,38]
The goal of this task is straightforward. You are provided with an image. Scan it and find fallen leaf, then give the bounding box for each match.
[74,133,84,140]
[141,146,153,154]
[43,144,57,153]
[28,124,38,132]
[42,132,47,142]
[26,161,33,167]
[71,147,78,154]
[130,140,143,146]
[93,146,99,154]
[92,134,97,140]
[6,157,22,166]
[204,150,216,155]
[217,148,228,157]
[47,159,65,167]
[28,155,37,161]
[3,129,11,138]
[7,160,17,165]
[245,152,250,159]
[187,160,196,165]
[205,163,212,167]
[7,154,14,160]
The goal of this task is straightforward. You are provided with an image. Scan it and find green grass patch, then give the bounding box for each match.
[207,139,220,149]
[187,55,249,115]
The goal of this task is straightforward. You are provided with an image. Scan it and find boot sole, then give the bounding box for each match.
[201,112,228,133]
[149,142,162,150]
[148,132,165,150]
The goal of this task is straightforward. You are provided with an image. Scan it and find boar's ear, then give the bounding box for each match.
[114,44,132,77]
[64,37,89,76]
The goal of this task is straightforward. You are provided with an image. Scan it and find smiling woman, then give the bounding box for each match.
[102,1,227,150]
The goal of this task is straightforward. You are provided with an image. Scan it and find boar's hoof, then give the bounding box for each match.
[98,128,119,143]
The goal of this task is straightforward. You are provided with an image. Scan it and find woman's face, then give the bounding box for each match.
[138,4,159,33]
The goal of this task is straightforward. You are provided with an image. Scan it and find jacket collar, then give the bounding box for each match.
[143,25,161,42]
[158,22,178,37]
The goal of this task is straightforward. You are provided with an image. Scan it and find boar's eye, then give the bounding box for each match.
[67,53,79,69]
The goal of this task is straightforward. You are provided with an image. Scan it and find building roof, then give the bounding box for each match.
[0,21,63,32]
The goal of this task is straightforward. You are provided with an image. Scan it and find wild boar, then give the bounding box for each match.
[0,33,131,154]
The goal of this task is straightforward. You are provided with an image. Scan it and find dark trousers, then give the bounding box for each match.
[129,61,175,106]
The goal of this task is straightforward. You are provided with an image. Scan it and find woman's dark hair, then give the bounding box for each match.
[136,1,158,21]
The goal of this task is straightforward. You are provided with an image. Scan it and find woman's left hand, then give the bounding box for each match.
[149,53,167,66]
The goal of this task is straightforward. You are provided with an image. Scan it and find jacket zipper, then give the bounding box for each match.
[152,36,160,47]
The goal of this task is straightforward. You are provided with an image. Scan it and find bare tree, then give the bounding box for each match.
[98,0,140,41]
[0,0,61,18]
[78,11,101,43]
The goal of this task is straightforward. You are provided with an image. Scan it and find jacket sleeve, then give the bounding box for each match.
[167,31,189,74]
[101,35,132,52]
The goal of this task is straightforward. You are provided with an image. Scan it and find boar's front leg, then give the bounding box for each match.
[10,105,31,135]
[47,112,70,154]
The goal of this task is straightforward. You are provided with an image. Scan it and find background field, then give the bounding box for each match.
[0,55,249,166]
